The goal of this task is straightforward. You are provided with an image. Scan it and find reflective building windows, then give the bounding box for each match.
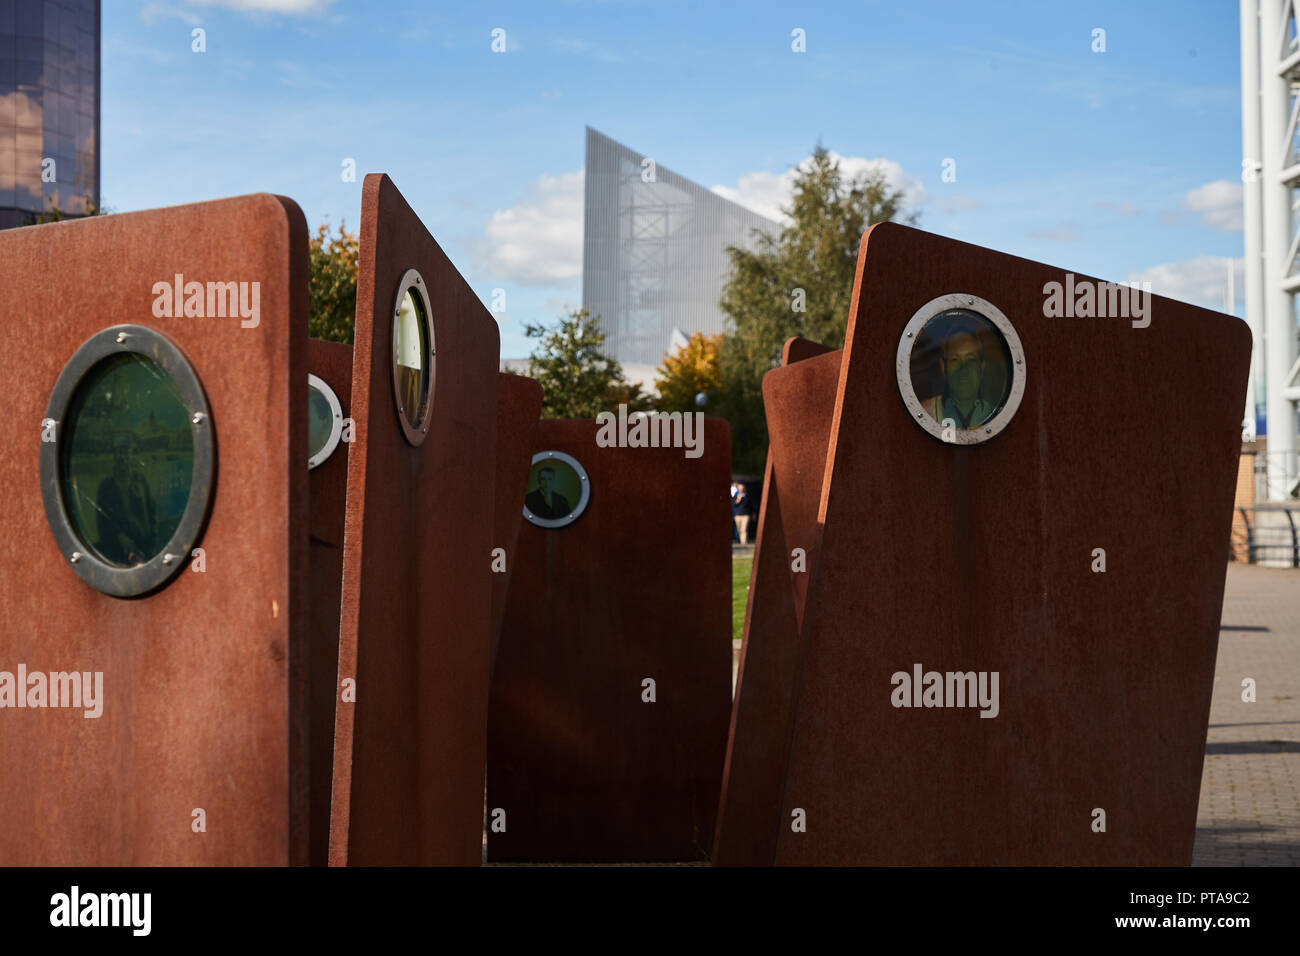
[0,0,99,229]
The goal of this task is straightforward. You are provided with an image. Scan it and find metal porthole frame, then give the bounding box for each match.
[40,324,215,598]
[390,268,436,447]
[307,372,344,470]
[523,450,591,529]
[895,292,1027,445]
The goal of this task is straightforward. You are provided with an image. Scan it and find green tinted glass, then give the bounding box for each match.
[308,381,334,463]
[59,353,194,568]
[525,459,582,521]
[908,308,1014,431]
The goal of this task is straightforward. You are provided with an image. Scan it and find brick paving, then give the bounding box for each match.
[1193,563,1300,866]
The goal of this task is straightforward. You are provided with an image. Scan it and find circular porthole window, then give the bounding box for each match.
[307,373,344,469]
[523,451,590,529]
[40,325,215,597]
[896,293,1026,444]
[391,268,435,446]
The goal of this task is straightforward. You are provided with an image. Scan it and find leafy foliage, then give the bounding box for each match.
[308,221,360,344]
[526,309,653,418]
[655,332,724,414]
[717,145,916,473]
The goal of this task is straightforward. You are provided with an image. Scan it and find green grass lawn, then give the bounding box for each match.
[732,555,752,643]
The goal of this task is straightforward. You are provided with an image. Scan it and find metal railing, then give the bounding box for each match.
[1254,449,1300,501]
[1231,504,1300,567]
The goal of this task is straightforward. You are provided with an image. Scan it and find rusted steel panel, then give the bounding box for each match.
[488,419,733,861]
[773,223,1251,865]
[307,338,352,867]
[490,373,543,675]
[329,174,500,866]
[0,194,310,865]
[712,338,839,866]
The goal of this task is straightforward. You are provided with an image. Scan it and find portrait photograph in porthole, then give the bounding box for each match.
[908,308,1014,432]
[523,455,585,525]
[60,352,195,568]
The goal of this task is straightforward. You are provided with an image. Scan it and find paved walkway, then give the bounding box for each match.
[1193,563,1300,866]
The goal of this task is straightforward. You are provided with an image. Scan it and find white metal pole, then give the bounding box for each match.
[1242,1,1266,438]
[1259,0,1298,497]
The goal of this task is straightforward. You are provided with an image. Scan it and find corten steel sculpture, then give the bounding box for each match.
[0,194,313,864]
[328,174,501,866]
[490,373,544,675]
[487,419,733,861]
[741,222,1251,865]
[712,337,839,866]
[307,338,352,866]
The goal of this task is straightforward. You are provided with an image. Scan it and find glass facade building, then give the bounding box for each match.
[582,127,779,370]
[0,0,100,229]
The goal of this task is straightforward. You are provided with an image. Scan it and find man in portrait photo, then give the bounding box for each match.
[525,465,571,520]
[923,317,996,429]
[94,435,157,565]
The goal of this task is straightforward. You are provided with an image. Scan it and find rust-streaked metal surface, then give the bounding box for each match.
[0,194,310,865]
[773,222,1251,865]
[329,174,500,866]
[712,337,838,866]
[307,338,352,867]
[490,373,543,675]
[487,419,732,861]
[764,342,841,636]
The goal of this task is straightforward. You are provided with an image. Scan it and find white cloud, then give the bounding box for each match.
[479,152,923,287]
[544,296,581,315]
[274,59,340,89]
[190,0,335,13]
[478,170,584,286]
[551,36,620,61]
[711,151,926,224]
[1128,255,1242,312]
[139,2,205,25]
[1094,200,1140,217]
[142,0,334,24]
[1177,180,1243,232]
[939,195,983,214]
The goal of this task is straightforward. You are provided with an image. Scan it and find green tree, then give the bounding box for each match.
[309,221,360,343]
[525,308,653,418]
[655,331,724,413]
[718,145,916,473]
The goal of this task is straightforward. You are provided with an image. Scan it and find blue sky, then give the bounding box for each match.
[105,0,1244,359]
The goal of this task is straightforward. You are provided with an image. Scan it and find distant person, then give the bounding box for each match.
[730,483,741,542]
[923,319,995,429]
[526,466,571,520]
[732,483,753,544]
[94,437,156,565]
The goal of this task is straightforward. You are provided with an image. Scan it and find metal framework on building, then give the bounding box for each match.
[1243,0,1300,499]
[582,127,780,370]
